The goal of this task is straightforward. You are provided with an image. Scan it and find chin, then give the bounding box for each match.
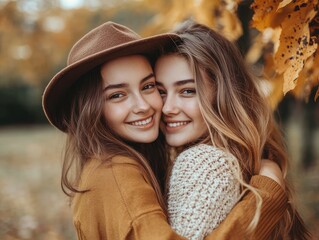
[139,132,159,143]
[166,139,185,148]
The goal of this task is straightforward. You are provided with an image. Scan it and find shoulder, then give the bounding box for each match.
[77,156,162,219]
[112,155,140,165]
[81,155,146,188]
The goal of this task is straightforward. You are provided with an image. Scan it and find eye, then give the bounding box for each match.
[181,88,196,96]
[108,92,125,99]
[142,82,156,91]
[156,87,167,97]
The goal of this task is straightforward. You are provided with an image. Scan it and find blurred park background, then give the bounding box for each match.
[0,0,318,239]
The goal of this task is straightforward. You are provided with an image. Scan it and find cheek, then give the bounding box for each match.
[184,99,201,117]
[103,103,127,125]
[188,101,206,127]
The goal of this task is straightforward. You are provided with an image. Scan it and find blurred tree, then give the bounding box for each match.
[0,1,109,86]
[141,0,243,41]
[0,1,117,124]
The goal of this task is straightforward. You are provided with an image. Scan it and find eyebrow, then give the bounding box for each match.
[156,79,194,87]
[103,73,155,91]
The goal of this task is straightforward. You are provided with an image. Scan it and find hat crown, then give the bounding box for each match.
[67,22,141,65]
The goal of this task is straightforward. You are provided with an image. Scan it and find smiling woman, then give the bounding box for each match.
[101,55,162,143]
[41,21,187,239]
[156,53,207,147]
[154,20,310,240]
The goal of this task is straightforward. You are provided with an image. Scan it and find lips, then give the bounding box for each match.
[128,116,153,126]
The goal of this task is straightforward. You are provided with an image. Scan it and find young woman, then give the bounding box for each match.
[42,21,289,239]
[155,20,311,240]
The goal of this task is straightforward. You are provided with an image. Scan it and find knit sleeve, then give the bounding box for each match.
[167,144,241,240]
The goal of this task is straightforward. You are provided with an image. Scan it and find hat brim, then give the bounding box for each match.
[42,33,179,132]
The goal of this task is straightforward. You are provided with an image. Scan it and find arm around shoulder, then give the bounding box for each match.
[205,175,288,240]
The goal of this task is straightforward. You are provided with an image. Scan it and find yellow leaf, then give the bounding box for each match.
[291,60,311,100]
[251,0,281,31]
[274,1,318,94]
[291,47,319,100]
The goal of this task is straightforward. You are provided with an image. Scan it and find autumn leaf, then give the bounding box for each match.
[285,21,319,101]
[291,56,315,101]
[251,0,283,31]
[274,1,318,94]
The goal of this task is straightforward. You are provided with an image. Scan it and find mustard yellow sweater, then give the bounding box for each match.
[72,156,288,240]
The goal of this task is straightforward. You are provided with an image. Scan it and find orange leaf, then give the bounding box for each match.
[274,1,318,94]
[291,46,319,100]
[251,0,289,31]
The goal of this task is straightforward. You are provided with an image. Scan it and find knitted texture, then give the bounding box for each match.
[167,144,241,240]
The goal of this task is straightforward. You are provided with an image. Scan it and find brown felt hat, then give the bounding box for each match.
[42,21,179,132]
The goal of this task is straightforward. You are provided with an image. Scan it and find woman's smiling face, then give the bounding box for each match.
[155,53,208,147]
[101,55,163,143]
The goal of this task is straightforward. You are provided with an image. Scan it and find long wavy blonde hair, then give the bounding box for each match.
[166,20,310,239]
[60,66,169,213]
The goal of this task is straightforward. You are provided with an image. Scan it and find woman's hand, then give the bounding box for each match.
[259,159,284,188]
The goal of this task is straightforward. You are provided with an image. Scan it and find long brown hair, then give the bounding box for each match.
[60,65,169,212]
[166,20,310,239]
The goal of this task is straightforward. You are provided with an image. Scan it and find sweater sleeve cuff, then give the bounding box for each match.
[249,175,288,238]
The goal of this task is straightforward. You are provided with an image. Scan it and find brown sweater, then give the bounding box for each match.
[72,156,288,240]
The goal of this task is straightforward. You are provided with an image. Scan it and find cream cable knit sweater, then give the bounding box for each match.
[167,144,241,240]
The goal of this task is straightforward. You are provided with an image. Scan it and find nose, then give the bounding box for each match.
[162,94,179,116]
[132,93,151,114]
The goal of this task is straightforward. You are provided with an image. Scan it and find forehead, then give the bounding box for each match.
[155,54,193,84]
[100,55,152,85]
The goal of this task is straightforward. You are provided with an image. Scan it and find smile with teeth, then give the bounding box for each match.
[129,116,152,126]
[167,121,189,128]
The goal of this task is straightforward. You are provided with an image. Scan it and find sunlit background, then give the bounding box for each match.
[0,0,318,239]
